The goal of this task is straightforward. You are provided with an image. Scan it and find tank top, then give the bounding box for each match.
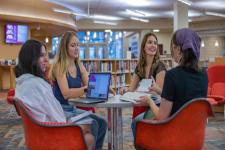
[53,64,82,105]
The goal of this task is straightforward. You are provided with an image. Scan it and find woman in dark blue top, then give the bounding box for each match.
[50,31,107,150]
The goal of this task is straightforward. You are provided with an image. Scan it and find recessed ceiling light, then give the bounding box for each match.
[92,15,122,21]
[105,29,112,33]
[94,20,117,26]
[201,41,205,47]
[153,29,160,32]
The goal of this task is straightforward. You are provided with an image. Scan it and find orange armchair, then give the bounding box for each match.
[207,65,225,105]
[135,98,213,150]
[13,98,87,150]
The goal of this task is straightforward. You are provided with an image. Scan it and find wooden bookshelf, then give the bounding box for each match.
[81,59,138,93]
[0,65,15,90]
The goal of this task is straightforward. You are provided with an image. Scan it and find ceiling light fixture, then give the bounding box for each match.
[153,29,160,32]
[126,9,151,17]
[177,0,192,6]
[126,9,145,17]
[201,41,205,47]
[205,11,225,18]
[53,0,121,21]
[92,15,121,21]
[45,37,49,43]
[105,29,112,33]
[130,17,149,23]
[53,8,71,14]
[94,20,117,26]
[215,40,219,47]
[53,8,88,17]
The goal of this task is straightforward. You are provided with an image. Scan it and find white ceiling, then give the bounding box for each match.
[47,0,225,22]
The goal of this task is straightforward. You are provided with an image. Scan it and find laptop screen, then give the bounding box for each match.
[86,73,111,100]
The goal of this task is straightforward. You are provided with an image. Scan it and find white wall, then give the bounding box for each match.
[200,36,225,60]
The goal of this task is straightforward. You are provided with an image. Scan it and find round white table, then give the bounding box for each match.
[69,95,142,150]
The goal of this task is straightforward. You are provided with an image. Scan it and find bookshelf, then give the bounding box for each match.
[81,57,173,93]
[81,59,138,93]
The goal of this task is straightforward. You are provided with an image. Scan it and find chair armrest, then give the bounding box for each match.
[208,95,225,104]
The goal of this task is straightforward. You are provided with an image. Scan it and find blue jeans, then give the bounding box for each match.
[62,104,107,150]
[131,112,145,138]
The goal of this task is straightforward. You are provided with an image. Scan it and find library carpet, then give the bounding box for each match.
[0,91,225,150]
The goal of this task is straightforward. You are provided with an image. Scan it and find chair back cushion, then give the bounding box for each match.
[211,82,225,97]
[135,99,213,150]
[208,65,225,90]
[14,99,87,150]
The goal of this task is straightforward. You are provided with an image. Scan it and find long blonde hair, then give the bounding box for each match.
[50,31,79,81]
[137,33,160,78]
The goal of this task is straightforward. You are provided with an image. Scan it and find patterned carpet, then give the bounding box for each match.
[0,91,225,150]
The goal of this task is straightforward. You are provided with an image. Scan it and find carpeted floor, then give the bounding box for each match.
[0,91,225,150]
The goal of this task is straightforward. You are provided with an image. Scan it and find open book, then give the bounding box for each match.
[120,92,160,105]
[137,79,152,92]
[69,111,93,125]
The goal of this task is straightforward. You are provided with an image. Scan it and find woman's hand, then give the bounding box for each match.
[81,85,88,94]
[120,87,128,95]
[109,87,116,95]
[148,77,162,95]
[136,95,152,106]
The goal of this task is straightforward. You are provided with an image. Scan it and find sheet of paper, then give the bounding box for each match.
[137,79,152,92]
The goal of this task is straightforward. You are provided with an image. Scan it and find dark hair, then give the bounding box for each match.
[15,39,46,78]
[171,32,199,72]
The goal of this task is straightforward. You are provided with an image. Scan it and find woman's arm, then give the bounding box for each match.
[149,70,166,95]
[79,62,89,86]
[156,70,166,89]
[137,96,173,120]
[55,67,86,100]
[148,97,172,120]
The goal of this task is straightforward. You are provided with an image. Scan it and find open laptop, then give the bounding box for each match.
[72,72,111,104]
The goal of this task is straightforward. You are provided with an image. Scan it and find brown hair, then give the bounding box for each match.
[137,33,160,78]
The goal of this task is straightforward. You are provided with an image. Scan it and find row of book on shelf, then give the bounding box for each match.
[82,60,138,73]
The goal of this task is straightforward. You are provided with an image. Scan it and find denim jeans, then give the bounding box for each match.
[62,104,107,150]
[131,112,145,138]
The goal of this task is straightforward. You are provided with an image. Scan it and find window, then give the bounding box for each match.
[108,32,123,59]
[77,31,124,59]
[51,37,61,56]
[79,46,85,59]
[98,46,104,59]
[89,46,96,59]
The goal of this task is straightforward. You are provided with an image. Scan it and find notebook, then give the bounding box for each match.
[71,73,111,104]
[120,92,160,105]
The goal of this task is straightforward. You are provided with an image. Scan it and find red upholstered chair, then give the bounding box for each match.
[207,65,225,105]
[13,98,87,150]
[7,88,15,104]
[132,106,148,119]
[135,98,213,150]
